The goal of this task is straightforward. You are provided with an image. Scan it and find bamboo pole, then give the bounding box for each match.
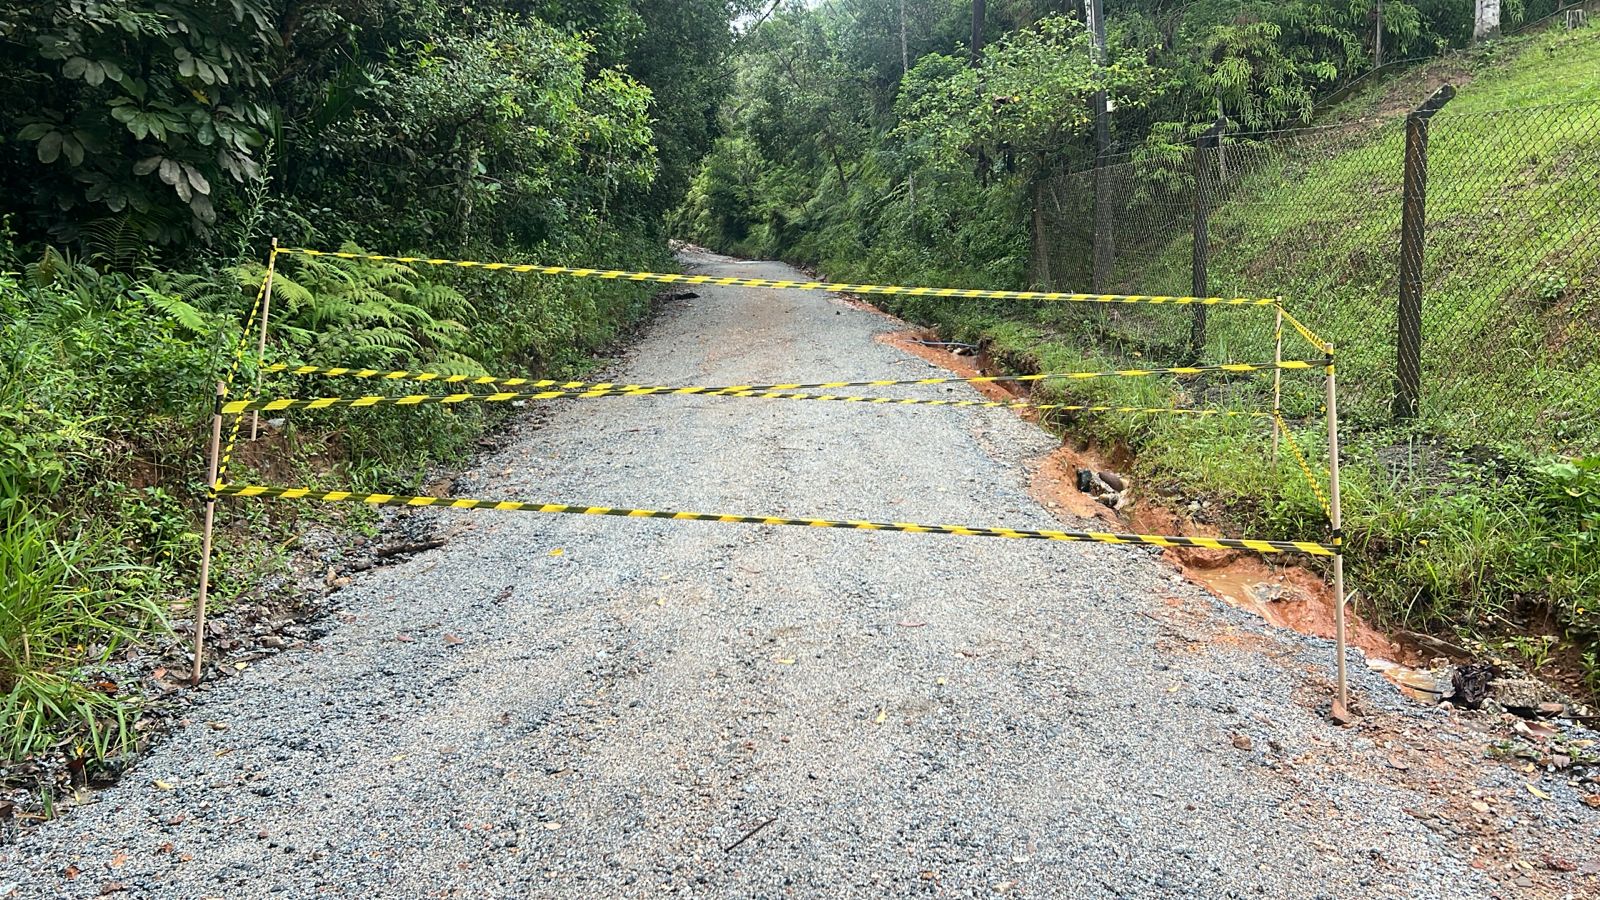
[1324,346,1349,715]
[193,382,225,687]
[1271,306,1283,464]
[249,238,278,441]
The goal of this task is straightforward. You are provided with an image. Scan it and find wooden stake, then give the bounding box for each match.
[1271,305,1283,464]
[193,382,225,687]
[1324,346,1348,714]
[249,238,278,441]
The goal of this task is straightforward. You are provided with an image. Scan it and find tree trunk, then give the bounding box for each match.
[900,0,909,75]
[969,0,985,65]
[456,144,479,250]
[1474,0,1501,42]
[829,146,850,192]
[1375,0,1384,67]
[971,0,988,181]
[1032,179,1051,289]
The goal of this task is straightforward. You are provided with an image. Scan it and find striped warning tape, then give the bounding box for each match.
[260,359,1322,392]
[1276,302,1330,354]
[279,248,1279,306]
[223,263,274,395]
[221,385,1274,418]
[213,260,278,492]
[1275,415,1332,518]
[213,483,1336,556]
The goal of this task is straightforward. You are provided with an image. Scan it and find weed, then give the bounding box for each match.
[0,506,160,760]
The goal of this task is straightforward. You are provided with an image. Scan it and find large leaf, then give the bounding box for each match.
[37,131,62,164]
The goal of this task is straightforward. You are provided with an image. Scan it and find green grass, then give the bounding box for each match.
[0,505,161,760]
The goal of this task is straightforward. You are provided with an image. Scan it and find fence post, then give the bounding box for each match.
[1393,85,1455,421]
[1189,116,1227,361]
[1326,349,1349,717]
[192,382,225,687]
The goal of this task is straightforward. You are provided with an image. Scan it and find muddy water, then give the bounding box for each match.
[878,327,1436,689]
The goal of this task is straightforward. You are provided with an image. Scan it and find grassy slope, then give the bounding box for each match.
[876,25,1600,684]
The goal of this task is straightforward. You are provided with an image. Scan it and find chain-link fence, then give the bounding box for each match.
[1032,90,1600,457]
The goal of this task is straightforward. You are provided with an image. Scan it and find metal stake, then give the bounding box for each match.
[1324,346,1348,714]
[193,382,225,686]
[249,238,278,441]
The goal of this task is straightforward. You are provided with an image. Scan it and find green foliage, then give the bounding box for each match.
[1,0,276,243]
[896,17,1153,175]
[281,14,659,251]
[0,504,158,761]
[254,248,477,372]
[3,0,735,257]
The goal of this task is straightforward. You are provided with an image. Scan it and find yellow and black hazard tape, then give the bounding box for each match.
[213,483,1336,556]
[213,260,280,492]
[221,385,1274,419]
[1275,415,1332,518]
[261,359,1322,393]
[1276,302,1330,354]
[279,248,1279,306]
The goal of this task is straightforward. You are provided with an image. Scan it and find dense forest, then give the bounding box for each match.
[676,0,1554,276]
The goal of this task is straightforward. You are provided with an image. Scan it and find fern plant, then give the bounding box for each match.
[238,243,483,372]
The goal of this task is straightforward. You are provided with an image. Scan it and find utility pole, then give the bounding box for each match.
[1088,0,1113,291]
[1474,0,1501,42]
[903,0,915,210]
[1087,0,1109,159]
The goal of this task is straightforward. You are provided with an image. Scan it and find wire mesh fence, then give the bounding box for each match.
[1032,94,1600,457]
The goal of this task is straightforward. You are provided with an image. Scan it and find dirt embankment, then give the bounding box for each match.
[879,327,1418,667]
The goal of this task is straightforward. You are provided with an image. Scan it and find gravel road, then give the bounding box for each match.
[0,250,1515,898]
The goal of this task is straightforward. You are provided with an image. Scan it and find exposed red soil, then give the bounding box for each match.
[876,326,1420,668]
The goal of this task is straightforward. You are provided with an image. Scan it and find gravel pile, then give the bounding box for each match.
[0,251,1507,898]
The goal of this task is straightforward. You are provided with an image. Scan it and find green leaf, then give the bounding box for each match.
[62,56,89,79]
[17,123,52,141]
[62,136,84,167]
[184,165,210,195]
[142,289,209,332]
[133,156,162,176]
[37,131,62,163]
[190,193,216,224]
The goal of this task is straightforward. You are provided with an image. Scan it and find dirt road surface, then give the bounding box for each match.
[4,250,1586,898]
